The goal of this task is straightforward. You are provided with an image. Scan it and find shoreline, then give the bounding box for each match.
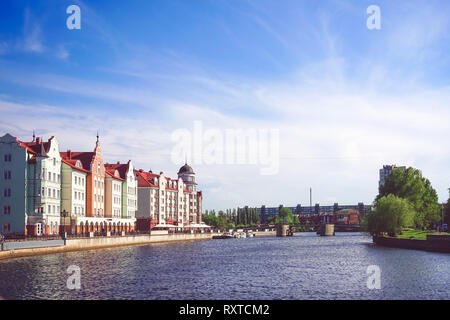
[0,233,219,262]
[373,234,450,253]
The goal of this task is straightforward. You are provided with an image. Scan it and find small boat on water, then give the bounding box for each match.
[212,232,234,239]
[212,231,255,239]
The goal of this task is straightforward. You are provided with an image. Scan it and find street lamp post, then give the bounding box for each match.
[60,209,68,239]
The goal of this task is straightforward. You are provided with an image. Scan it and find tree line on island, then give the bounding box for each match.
[364,166,450,238]
[202,207,299,229]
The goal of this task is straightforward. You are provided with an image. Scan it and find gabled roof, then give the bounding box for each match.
[105,168,124,181]
[135,170,158,188]
[60,151,96,171]
[104,161,131,179]
[61,159,90,173]
[22,136,54,155]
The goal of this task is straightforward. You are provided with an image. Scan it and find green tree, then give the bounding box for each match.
[202,214,219,227]
[377,167,440,229]
[279,207,293,224]
[444,189,450,225]
[367,194,415,236]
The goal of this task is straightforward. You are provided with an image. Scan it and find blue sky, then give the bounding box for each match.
[1,0,450,210]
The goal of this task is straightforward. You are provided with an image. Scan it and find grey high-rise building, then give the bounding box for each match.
[379,165,406,188]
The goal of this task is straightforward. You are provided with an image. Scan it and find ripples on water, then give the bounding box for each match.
[0,233,449,300]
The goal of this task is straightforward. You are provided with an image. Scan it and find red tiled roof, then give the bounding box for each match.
[61,159,90,173]
[22,137,53,154]
[104,161,130,179]
[135,170,158,188]
[105,168,124,181]
[16,137,46,154]
[60,151,95,171]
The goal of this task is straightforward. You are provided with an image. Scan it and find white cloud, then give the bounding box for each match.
[22,8,45,53]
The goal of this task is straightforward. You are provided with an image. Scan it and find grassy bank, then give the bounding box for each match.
[396,229,450,240]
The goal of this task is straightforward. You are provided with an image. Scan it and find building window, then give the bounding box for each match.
[36,223,42,236]
[3,223,11,232]
[4,188,11,197]
[3,206,11,215]
[4,170,11,180]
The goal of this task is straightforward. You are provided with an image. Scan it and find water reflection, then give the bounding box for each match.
[0,233,448,300]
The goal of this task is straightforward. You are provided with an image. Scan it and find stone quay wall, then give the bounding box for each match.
[373,235,450,253]
[0,232,216,261]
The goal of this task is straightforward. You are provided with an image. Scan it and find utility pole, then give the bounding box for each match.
[310,187,312,209]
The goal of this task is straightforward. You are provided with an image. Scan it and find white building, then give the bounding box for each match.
[26,136,62,235]
[135,163,202,231]
[104,161,138,220]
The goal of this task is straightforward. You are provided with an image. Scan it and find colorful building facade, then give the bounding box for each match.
[0,133,140,237]
[104,161,137,219]
[0,134,64,236]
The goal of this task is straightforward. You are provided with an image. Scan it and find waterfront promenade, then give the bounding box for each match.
[0,231,219,261]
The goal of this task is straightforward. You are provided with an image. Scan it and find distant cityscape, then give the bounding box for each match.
[254,165,406,223]
[257,203,371,223]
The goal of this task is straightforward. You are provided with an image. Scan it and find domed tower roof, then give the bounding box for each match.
[178,163,194,175]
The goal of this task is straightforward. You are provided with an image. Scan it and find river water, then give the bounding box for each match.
[0,232,449,300]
